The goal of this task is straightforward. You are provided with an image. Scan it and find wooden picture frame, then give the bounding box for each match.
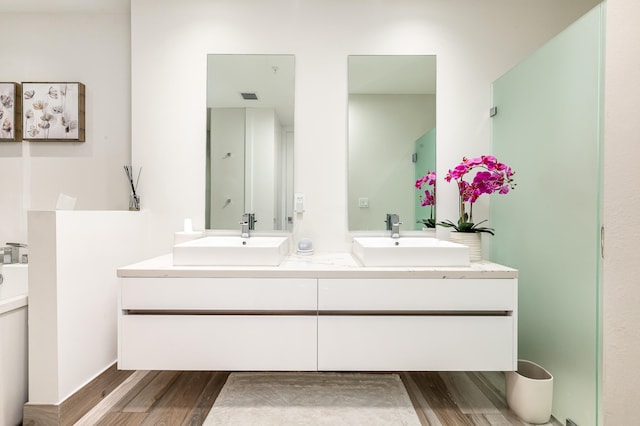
[0,82,22,142]
[22,82,85,142]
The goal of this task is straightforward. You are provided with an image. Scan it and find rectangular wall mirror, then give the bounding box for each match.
[206,54,295,231]
[348,55,436,231]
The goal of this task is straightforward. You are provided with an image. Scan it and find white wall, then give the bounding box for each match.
[131,0,600,255]
[28,210,150,404]
[0,11,131,244]
[603,0,640,423]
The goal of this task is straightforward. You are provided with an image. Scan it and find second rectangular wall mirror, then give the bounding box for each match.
[348,55,436,231]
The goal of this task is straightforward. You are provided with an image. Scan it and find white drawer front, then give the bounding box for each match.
[119,315,317,370]
[318,316,516,371]
[121,278,317,310]
[318,278,516,311]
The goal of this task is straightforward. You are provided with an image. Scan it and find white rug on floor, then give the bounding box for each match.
[203,372,421,425]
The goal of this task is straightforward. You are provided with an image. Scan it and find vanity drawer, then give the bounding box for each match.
[120,278,317,310]
[318,278,516,311]
[119,314,317,371]
[318,315,516,371]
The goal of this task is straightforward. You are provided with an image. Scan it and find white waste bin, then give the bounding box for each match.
[505,359,553,424]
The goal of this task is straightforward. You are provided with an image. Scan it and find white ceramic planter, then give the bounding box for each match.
[505,359,554,424]
[420,228,437,237]
[449,231,482,261]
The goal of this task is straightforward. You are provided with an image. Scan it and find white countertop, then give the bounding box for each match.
[117,252,518,279]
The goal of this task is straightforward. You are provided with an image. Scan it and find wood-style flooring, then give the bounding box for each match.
[40,370,562,426]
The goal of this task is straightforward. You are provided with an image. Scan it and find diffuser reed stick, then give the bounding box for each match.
[124,165,142,210]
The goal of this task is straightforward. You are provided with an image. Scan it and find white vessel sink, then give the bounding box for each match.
[352,237,470,267]
[173,236,289,266]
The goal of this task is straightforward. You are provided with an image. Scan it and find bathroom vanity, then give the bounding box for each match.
[117,253,517,371]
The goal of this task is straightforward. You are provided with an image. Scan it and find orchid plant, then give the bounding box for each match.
[439,155,516,234]
[415,171,436,228]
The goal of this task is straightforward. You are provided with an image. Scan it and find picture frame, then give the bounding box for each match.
[0,82,22,142]
[22,82,85,142]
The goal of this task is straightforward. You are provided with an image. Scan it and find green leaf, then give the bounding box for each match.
[417,218,436,228]
[436,218,495,235]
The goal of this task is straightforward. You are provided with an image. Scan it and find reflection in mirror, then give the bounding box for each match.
[206,54,295,232]
[348,55,436,231]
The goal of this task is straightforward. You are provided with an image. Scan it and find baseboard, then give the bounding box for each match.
[22,404,60,426]
[23,363,135,426]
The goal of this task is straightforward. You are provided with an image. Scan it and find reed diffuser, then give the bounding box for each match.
[124,165,142,211]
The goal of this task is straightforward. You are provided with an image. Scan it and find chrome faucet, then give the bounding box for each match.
[385,214,402,239]
[240,213,256,238]
[2,243,27,264]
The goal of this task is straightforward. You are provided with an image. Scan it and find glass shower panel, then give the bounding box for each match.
[490,5,603,425]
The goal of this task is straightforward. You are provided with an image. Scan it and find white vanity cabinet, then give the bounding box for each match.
[118,277,317,370]
[317,278,517,371]
[117,255,518,372]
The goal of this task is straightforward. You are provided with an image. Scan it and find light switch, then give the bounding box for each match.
[295,193,305,212]
[358,197,369,208]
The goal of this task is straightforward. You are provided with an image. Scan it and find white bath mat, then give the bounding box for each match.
[203,372,421,425]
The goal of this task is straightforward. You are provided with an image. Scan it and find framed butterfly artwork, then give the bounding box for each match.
[0,82,21,142]
[22,82,85,142]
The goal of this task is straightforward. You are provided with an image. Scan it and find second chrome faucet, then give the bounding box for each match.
[240,213,257,238]
[385,214,402,239]
[1,243,28,264]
